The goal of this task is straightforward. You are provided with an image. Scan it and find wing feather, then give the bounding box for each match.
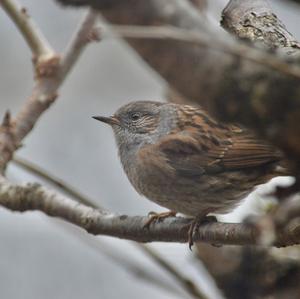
[157,129,281,178]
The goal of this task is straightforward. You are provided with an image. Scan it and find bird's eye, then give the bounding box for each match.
[130,112,141,121]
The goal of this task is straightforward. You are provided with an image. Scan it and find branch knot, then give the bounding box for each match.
[34,54,61,79]
[0,111,18,173]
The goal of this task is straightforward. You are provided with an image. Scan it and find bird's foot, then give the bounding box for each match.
[143,210,177,229]
[187,215,217,250]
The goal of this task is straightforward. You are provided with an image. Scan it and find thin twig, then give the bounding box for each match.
[102,24,300,79]
[137,244,209,299]
[0,8,99,172]
[13,8,99,142]
[60,8,100,78]
[12,157,100,209]
[0,0,54,59]
[56,223,182,298]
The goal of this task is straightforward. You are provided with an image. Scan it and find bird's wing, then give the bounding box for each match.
[156,127,282,178]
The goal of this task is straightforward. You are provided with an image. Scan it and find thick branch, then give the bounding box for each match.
[103,24,300,78]
[0,176,299,247]
[221,0,300,55]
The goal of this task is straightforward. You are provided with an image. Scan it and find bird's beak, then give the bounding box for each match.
[92,115,120,126]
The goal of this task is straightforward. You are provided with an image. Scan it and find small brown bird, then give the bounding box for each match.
[93,101,286,247]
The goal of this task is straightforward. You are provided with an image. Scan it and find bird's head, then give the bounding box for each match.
[93,101,175,153]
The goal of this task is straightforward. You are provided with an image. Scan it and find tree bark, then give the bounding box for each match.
[222,0,300,55]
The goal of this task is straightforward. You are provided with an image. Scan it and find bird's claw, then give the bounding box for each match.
[143,210,177,229]
[187,215,218,250]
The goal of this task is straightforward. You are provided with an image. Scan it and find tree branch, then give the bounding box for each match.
[60,9,100,78]
[0,175,299,247]
[1,0,55,59]
[221,0,300,55]
[12,157,100,209]
[102,24,300,78]
[0,8,98,173]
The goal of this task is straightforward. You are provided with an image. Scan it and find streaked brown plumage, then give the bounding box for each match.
[93,101,286,245]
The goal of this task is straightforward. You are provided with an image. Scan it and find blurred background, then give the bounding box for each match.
[0,0,299,298]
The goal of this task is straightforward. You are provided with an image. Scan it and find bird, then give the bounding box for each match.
[93,101,287,247]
